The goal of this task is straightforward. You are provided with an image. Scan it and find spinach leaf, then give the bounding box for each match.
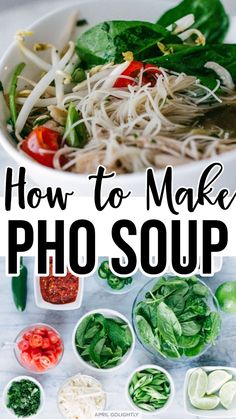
[135,301,159,328]
[157,0,229,44]
[76,21,180,67]
[202,312,222,344]
[181,320,201,336]
[156,302,182,345]
[160,338,181,359]
[178,335,200,348]
[136,315,160,350]
[146,44,236,89]
[192,282,210,297]
[184,338,205,357]
[178,310,198,322]
[184,295,210,316]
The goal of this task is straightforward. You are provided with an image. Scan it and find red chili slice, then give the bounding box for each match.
[48,330,59,344]
[20,351,32,364]
[44,350,57,364]
[42,338,51,349]
[31,348,42,360]
[18,340,29,352]
[39,355,51,369]
[23,332,32,341]
[29,334,43,348]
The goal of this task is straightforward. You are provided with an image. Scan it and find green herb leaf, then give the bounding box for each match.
[76,21,180,67]
[157,0,229,44]
[7,379,41,417]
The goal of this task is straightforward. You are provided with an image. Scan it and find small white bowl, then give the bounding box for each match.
[57,373,107,417]
[34,275,84,310]
[184,366,236,418]
[3,375,45,417]
[72,308,135,373]
[126,364,175,415]
[95,258,137,295]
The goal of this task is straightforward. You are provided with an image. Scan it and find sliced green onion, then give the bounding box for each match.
[9,62,26,127]
[65,102,88,148]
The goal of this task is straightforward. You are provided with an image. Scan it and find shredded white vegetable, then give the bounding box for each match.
[17,40,51,72]
[15,41,75,134]
[167,14,195,34]
[58,374,106,419]
[51,47,64,108]
[205,61,235,90]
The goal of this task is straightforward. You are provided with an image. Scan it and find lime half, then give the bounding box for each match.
[207,370,232,395]
[219,381,236,409]
[188,368,208,400]
[191,395,220,410]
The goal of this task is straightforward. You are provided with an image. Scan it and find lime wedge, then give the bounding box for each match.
[207,370,232,395]
[191,396,220,410]
[188,368,208,400]
[219,381,236,409]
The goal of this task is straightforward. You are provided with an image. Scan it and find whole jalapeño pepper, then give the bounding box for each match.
[12,257,28,311]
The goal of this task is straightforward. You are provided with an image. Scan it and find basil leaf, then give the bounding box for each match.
[157,0,229,44]
[76,21,180,67]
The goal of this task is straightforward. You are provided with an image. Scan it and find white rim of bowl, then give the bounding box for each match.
[57,373,107,417]
[126,364,175,415]
[3,375,45,418]
[72,308,135,372]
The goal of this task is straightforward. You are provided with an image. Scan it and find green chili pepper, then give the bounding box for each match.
[98,266,108,279]
[65,102,88,148]
[98,260,133,290]
[12,257,27,311]
[9,62,25,127]
[107,273,125,290]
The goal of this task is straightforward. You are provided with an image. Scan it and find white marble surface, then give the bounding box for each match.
[0,257,236,418]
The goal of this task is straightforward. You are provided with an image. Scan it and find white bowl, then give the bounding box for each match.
[126,364,175,415]
[184,366,236,418]
[57,373,107,417]
[72,308,135,373]
[3,375,45,418]
[95,257,137,295]
[0,0,236,195]
[34,275,84,310]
